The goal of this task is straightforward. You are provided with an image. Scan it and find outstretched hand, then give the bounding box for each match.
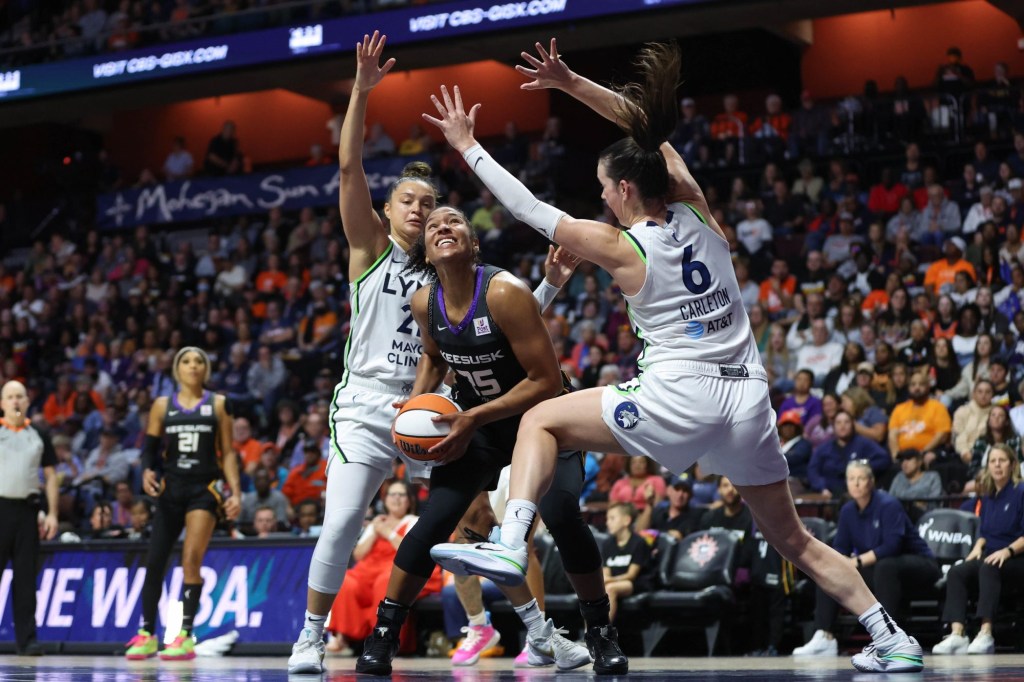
[354,30,395,93]
[422,85,480,154]
[544,245,582,288]
[516,38,573,91]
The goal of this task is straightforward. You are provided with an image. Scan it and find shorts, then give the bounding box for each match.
[600,360,789,487]
[329,375,431,480]
[158,476,223,518]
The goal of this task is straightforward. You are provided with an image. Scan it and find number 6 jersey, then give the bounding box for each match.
[622,202,760,368]
[163,391,221,481]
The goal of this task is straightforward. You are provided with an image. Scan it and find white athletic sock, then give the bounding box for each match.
[304,610,327,640]
[501,499,537,549]
[513,599,545,639]
[468,610,488,627]
[858,602,905,650]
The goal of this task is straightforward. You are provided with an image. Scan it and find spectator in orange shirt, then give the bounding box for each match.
[888,372,952,468]
[924,237,976,295]
[42,376,75,427]
[252,253,288,319]
[758,258,797,317]
[710,94,747,165]
[749,94,791,162]
[233,417,264,475]
[282,440,328,508]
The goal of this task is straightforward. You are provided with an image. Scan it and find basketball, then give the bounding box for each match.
[392,393,462,461]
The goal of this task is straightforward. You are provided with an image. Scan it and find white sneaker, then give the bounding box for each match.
[931,633,969,655]
[430,539,528,587]
[851,635,924,673]
[287,627,326,674]
[792,630,838,657]
[967,631,995,655]
[527,619,592,671]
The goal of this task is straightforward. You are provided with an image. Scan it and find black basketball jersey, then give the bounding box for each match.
[163,391,221,481]
[428,265,527,410]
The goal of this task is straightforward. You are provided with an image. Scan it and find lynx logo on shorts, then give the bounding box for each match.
[688,533,720,568]
[614,402,645,430]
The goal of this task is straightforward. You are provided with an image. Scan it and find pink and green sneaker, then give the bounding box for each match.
[159,630,196,661]
[125,629,158,660]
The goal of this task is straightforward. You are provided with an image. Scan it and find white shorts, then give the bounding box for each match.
[600,360,789,487]
[329,375,431,480]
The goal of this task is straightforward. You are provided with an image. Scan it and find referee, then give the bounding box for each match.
[0,380,59,656]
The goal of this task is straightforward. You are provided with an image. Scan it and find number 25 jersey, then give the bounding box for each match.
[622,202,759,369]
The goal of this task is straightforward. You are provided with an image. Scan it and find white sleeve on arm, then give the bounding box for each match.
[462,144,566,240]
[532,279,561,313]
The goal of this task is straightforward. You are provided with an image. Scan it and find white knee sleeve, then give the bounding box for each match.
[306,461,388,594]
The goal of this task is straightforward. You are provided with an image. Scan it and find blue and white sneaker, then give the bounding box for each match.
[430,534,528,587]
[851,635,924,673]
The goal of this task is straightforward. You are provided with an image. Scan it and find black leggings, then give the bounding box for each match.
[814,554,940,630]
[943,555,1024,623]
[395,453,601,579]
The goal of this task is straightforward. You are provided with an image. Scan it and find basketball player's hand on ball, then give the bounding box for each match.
[223,496,241,521]
[142,468,161,497]
[428,410,479,465]
[423,85,480,154]
[517,38,572,92]
[544,245,582,288]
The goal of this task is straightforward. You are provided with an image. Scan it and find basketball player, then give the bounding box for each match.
[355,206,624,676]
[424,40,925,673]
[288,31,579,675]
[126,347,241,661]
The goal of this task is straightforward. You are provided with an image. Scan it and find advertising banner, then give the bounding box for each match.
[0,539,314,644]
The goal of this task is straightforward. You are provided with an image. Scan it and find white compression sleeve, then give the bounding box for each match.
[532,279,561,313]
[462,144,566,240]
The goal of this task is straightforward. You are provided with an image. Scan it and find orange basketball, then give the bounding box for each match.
[392,393,461,461]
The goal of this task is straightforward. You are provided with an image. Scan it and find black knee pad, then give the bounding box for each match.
[393,525,439,579]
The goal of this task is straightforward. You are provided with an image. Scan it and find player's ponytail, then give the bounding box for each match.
[600,41,682,201]
[385,161,439,203]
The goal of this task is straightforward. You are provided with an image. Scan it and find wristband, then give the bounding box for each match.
[533,279,561,313]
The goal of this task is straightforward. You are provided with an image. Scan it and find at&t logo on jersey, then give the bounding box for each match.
[614,402,645,430]
[684,320,704,339]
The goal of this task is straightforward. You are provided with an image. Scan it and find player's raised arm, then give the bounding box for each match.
[422,85,647,295]
[339,31,396,277]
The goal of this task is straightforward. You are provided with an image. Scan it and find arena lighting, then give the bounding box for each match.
[0,0,704,102]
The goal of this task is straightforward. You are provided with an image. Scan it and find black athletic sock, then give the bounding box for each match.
[181,583,203,634]
[580,594,612,629]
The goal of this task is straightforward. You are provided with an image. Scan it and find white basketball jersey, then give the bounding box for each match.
[623,202,760,368]
[340,237,429,389]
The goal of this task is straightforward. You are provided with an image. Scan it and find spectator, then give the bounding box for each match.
[965,405,1021,493]
[110,479,134,528]
[898,319,933,369]
[841,386,888,444]
[709,93,748,160]
[397,124,431,156]
[204,121,242,176]
[887,449,943,515]
[795,319,844,387]
[327,480,439,652]
[888,371,952,470]
[924,237,975,295]
[749,94,790,161]
[963,186,995,235]
[805,393,840,449]
[778,409,812,488]
[793,460,939,657]
[987,359,1021,407]
[252,506,281,537]
[670,97,708,163]
[932,444,1023,656]
[258,443,289,490]
[735,201,773,268]
[887,196,919,242]
[934,46,975,98]
[163,136,194,181]
[698,477,754,563]
[636,475,703,540]
[240,457,293,525]
[74,426,131,510]
[609,455,665,512]
[127,499,152,540]
[304,143,331,167]
[362,122,396,158]
[758,259,796,318]
[931,336,966,407]
[788,90,830,159]
[867,168,908,217]
[787,292,830,351]
[914,187,962,247]
[248,345,287,419]
[602,503,653,623]
[281,440,327,508]
[953,379,995,460]
[288,411,330,469]
[87,500,122,539]
[778,369,822,425]
[823,342,865,397]
[293,499,322,537]
[808,410,890,498]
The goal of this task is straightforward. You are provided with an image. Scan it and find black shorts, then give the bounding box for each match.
[157,476,223,519]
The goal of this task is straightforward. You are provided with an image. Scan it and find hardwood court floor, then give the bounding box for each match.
[1,654,1023,681]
